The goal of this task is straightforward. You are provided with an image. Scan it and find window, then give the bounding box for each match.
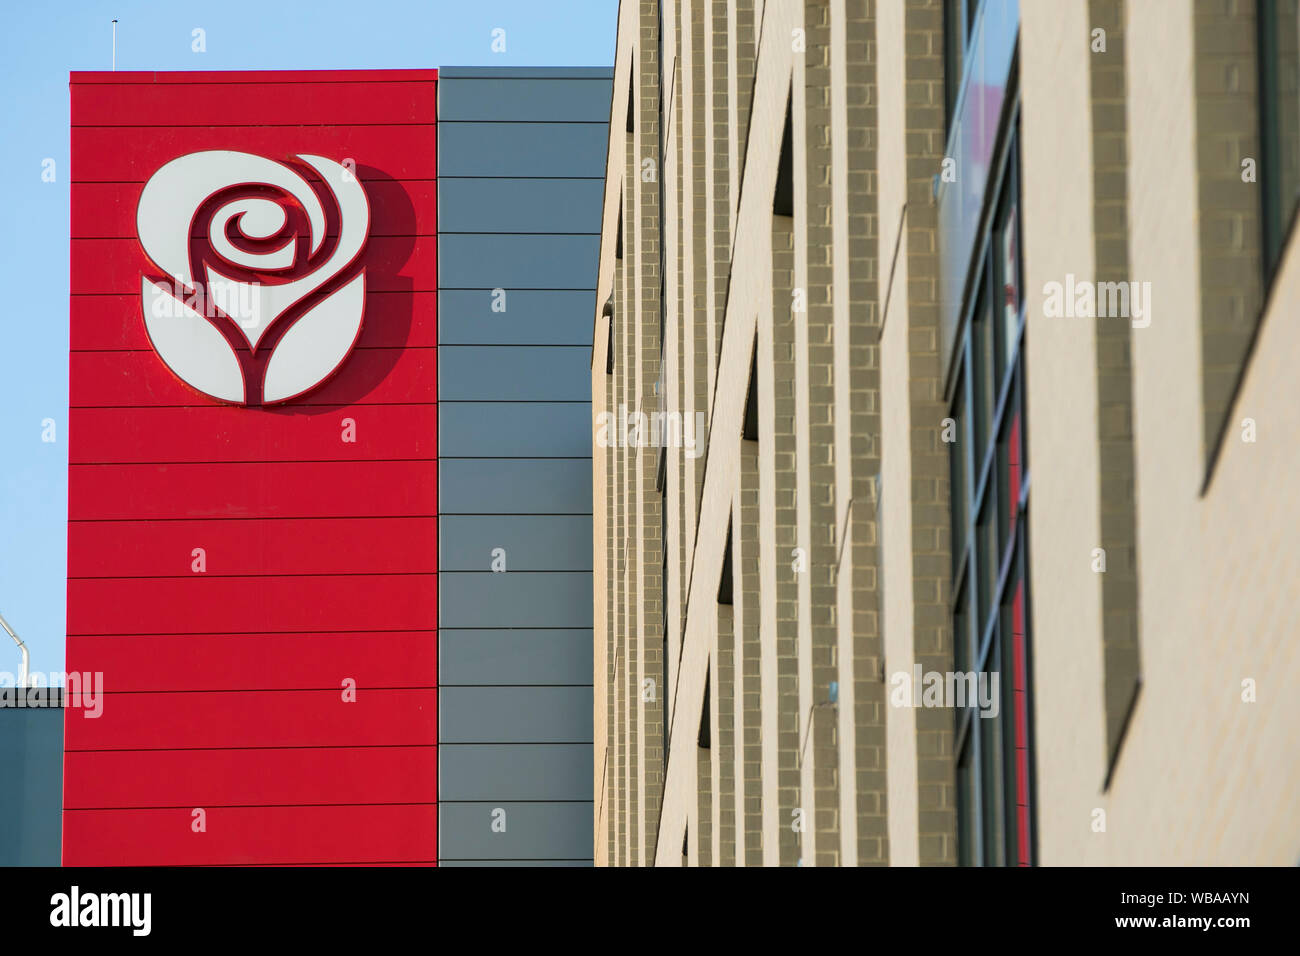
[603,297,615,375]
[947,122,1034,867]
[615,200,624,261]
[717,518,735,606]
[662,471,669,756]
[698,670,711,749]
[943,0,981,132]
[742,335,760,441]
[1258,0,1300,279]
[773,85,794,217]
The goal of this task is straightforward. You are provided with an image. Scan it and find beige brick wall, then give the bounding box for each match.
[1088,0,1142,778]
[1193,0,1263,463]
[1020,0,1109,864]
[835,0,888,870]
[1026,0,1300,865]
[598,0,935,868]
[770,211,801,865]
[796,0,843,868]
[876,0,956,867]
[595,0,667,867]
[639,0,890,866]
[595,0,1300,867]
[876,0,917,867]
[737,440,764,861]
[652,0,802,863]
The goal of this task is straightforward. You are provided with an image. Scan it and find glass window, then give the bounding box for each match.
[996,381,1021,555]
[995,187,1022,384]
[978,642,1007,867]
[944,0,967,131]
[945,121,1033,866]
[956,745,978,866]
[944,0,983,132]
[1018,348,1029,477]
[997,550,1025,866]
[976,497,998,629]
[1259,0,1300,278]
[1000,560,1032,867]
[954,581,972,675]
[949,377,968,579]
[972,288,997,457]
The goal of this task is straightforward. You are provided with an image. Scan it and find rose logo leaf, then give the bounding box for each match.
[142,277,245,403]
[263,272,366,402]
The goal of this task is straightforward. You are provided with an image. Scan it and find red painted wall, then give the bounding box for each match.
[65,70,438,865]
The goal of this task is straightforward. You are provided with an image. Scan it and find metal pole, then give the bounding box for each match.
[0,611,29,688]
[112,19,117,71]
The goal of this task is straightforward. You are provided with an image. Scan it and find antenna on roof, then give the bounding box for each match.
[112,19,118,71]
[0,611,29,689]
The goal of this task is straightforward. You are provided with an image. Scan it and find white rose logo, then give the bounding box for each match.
[136,150,371,404]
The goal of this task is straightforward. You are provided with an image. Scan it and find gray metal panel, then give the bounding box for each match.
[439,235,600,290]
[438,802,593,860]
[438,346,591,402]
[439,290,595,345]
[439,629,591,685]
[435,69,602,866]
[439,403,591,458]
[438,123,610,178]
[440,687,593,743]
[439,744,593,800]
[438,179,604,234]
[439,572,593,628]
[439,459,592,514]
[437,859,592,867]
[438,66,614,79]
[440,516,593,571]
[0,707,64,866]
[438,78,612,122]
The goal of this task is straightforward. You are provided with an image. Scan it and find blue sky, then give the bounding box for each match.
[0,0,616,680]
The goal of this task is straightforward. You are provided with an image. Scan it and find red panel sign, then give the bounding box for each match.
[65,70,438,866]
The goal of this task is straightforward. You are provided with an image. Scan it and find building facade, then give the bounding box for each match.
[59,66,607,866]
[593,0,1300,866]
[435,67,606,866]
[0,690,63,867]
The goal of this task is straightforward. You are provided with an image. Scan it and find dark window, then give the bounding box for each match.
[956,747,978,865]
[949,373,968,578]
[742,336,760,441]
[698,670,711,748]
[948,122,1034,867]
[615,200,624,260]
[717,518,734,605]
[944,0,980,133]
[773,86,794,217]
[662,464,669,757]
[657,0,669,769]
[1258,0,1300,279]
[603,297,615,375]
